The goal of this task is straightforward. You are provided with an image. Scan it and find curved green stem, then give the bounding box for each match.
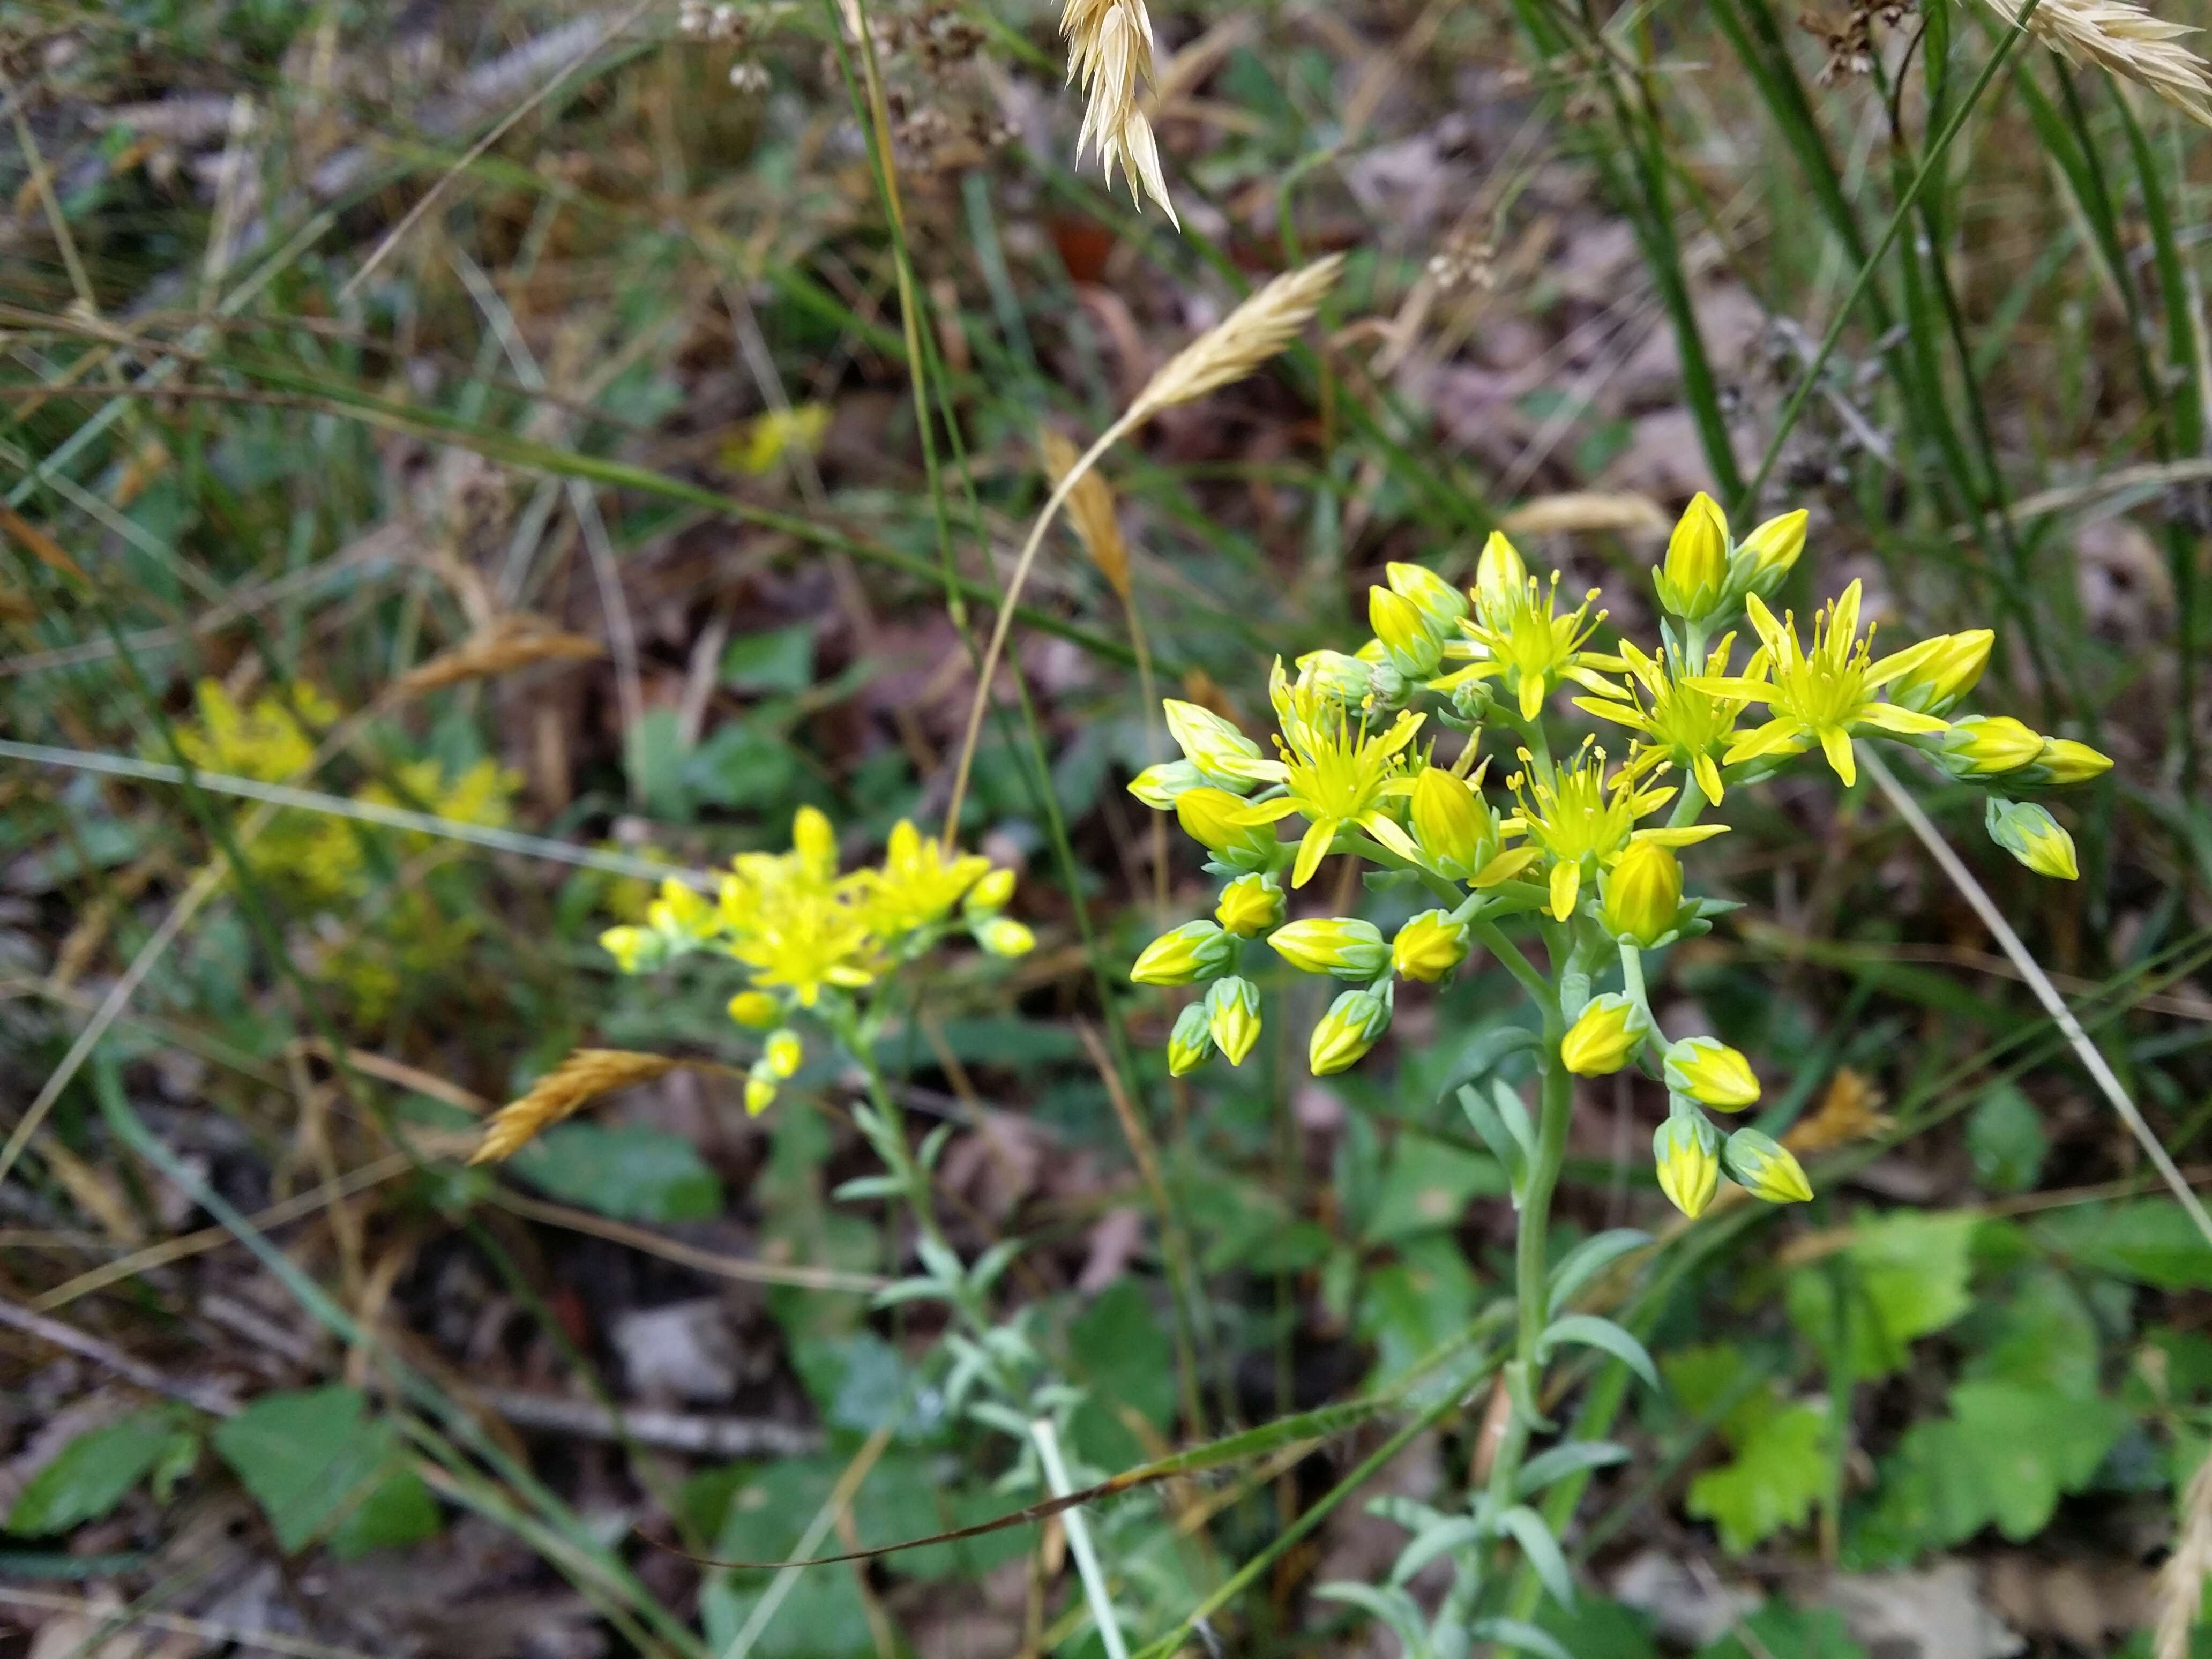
[1483,1033,1575,1518]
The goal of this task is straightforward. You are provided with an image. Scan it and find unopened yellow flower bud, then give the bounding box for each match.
[1216,872,1285,937]
[976,917,1035,957]
[1736,509,1807,595]
[1206,976,1263,1066]
[1600,841,1683,947]
[1658,492,1728,618]
[1941,715,2044,777]
[728,989,780,1029]
[1167,1003,1214,1075]
[2034,737,2113,787]
[744,1075,778,1115]
[1663,1036,1760,1109]
[1387,561,1469,631]
[600,925,661,974]
[1723,1128,1813,1203]
[1128,760,1206,809]
[1370,586,1444,677]
[793,805,838,878]
[1310,988,1391,1075]
[1880,629,1993,716]
[765,1029,803,1078]
[1162,700,1264,787]
[1269,917,1389,979]
[1131,920,1237,985]
[1654,1114,1722,1219]
[965,866,1017,915]
[1561,993,1650,1077]
[1474,531,1529,624]
[1410,765,1494,881]
[649,878,718,940]
[1391,910,1470,983]
[1176,786,1279,872]
[1986,797,2078,881]
[1297,649,1375,704]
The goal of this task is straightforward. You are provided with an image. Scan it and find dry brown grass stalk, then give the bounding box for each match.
[1039,429,1130,599]
[394,614,603,698]
[1060,0,1176,222]
[469,1048,678,1164]
[2158,1449,2212,1657]
[1982,0,2212,125]
[940,255,1344,846]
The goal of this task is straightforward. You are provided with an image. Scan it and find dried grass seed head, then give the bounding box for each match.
[1062,0,1177,222]
[1131,253,1346,421]
[1981,0,2212,125]
[469,1048,678,1163]
[1041,428,1131,598]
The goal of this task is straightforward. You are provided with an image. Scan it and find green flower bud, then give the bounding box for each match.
[765,1029,804,1078]
[1131,920,1237,985]
[1561,993,1651,1077]
[976,917,1036,957]
[1735,509,1807,596]
[1600,841,1683,947]
[1410,765,1496,881]
[1656,492,1728,619]
[1215,872,1286,937]
[1654,1112,1722,1219]
[1474,530,1529,625]
[1723,1127,1813,1203]
[1879,629,1993,716]
[1162,699,1265,787]
[1176,785,1280,872]
[1269,916,1389,979]
[1663,1036,1760,1109]
[1309,987,1392,1075]
[1127,759,1207,809]
[964,866,1016,915]
[1986,796,2079,881]
[1940,715,2045,778]
[728,989,780,1029]
[1370,586,1445,678]
[1387,561,1469,631]
[1296,648,1375,705]
[1205,976,1263,1067]
[1391,909,1470,983]
[1167,1003,1215,1076]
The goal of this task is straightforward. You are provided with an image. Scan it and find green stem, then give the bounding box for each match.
[1484,1034,1575,1517]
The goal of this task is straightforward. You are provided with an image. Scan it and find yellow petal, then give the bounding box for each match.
[1291,819,1336,888]
[1519,675,1547,722]
[1693,752,1724,805]
[1472,847,1542,888]
[1549,860,1581,921]
[1360,812,1422,864]
[1856,703,1949,736]
[1819,726,1857,787]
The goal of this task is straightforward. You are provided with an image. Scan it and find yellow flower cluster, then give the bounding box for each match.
[1127,495,2112,1212]
[601,808,1031,1113]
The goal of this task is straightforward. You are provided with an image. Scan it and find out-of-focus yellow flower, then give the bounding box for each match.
[765,1029,804,1078]
[1370,585,1445,678]
[1310,987,1391,1075]
[1939,715,2044,778]
[2032,737,2113,786]
[1987,797,2079,881]
[1215,872,1284,937]
[861,818,991,936]
[1733,509,1806,597]
[1131,920,1237,985]
[1230,662,1425,888]
[1177,786,1280,871]
[1879,629,1994,716]
[1205,976,1262,1066]
[1663,1036,1760,1109]
[1723,1127,1813,1203]
[1162,699,1266,789]
[1576,637,1751,805]
[965,866,1017,915]
[744,1075,778,1115]
[1387,561,1468,633]
[1391,910,1469,983]
[601,925,661,974]
[1472,532,1529,627]
[1655,492,1728,619]
[1269,916,1389,979]
[1434,572,1611,723]
[1561,993,1650,1076]
[976,917,1035,957]
[724,401,831,476]
[1599,840,1683,948]
[1167,1003,1214,1075]
[1702,582,1949,788]
[1654,1113,1721,1219]
[1508,745,1724,921]
[649,877,720,941]
[728,990,781,1028]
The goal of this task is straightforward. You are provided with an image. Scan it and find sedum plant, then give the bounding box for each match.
[1126,496,2110,1636]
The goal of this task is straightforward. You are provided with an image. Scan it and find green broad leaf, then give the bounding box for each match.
[1364,1131,1508,1244]
[513,1122,722,1223]
[623,708,691,823]
[1357,1236,1481,1391]
[1966,1268,2101,1399]
[1685,1402,1830,1555]
[1784,1210,1980,1378]
[685,721,798,809]
[791,1332,936,1440]
[6,1411,192,1536]
[1070,1280,1176,1431]
[1966,1083,2047,1194]
[857,1456,1031,1582]
[1693,1602,1866,1659]
[721,625,815,693]
[1533,1596,1662,1659]
[212,1387,433,1556]
[2034,1199,2212,1290]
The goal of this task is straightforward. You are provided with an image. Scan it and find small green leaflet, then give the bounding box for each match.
[5,1411,198,1537]
[512,1122,723,1223]
[2033,1199,2212,1291]
[212,1386,439,1557]
[1784,1210,1980,1379]
[1685,1403,1830,1555]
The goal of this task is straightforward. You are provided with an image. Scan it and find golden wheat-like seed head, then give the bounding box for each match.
[1040,429,1131,599]
[395,615,604,699]
[2158,1449,2212,1658]
[1130,255,1346,422]
[1061,0,1176,222]
[1983,0,2212,125]
[468,1048,678,1164]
